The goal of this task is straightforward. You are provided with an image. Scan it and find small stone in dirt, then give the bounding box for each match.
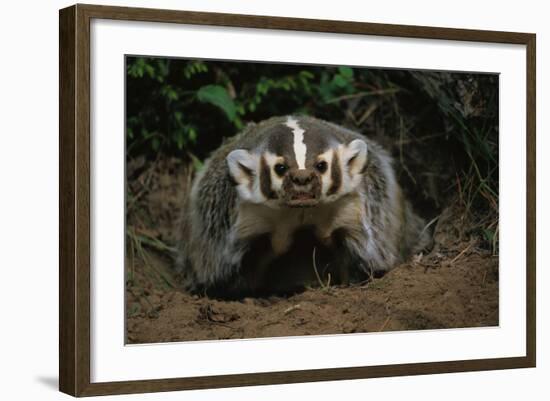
[443,291,454,299]
[139,297,150,310]
[149,294,161,305]
[165,292,175,303]
[198,304,240,324]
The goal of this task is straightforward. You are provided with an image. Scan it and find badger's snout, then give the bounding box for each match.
[290,169,314,186]
[283,169,321,207]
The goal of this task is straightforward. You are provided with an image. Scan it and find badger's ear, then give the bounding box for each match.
[226,149,257,186]
[343,139,368,176]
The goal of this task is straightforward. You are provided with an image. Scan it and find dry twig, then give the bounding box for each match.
[312,247,331,289]
[378,316,392,332]
[450,241,474,265]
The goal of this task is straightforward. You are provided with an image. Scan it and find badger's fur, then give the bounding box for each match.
[176,116,430,297]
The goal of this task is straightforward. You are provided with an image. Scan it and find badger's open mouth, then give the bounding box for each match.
[293,192,315,200]
[282,174,321,208]
[286,192,319,207]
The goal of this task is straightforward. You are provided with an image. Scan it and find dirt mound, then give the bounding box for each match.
[127,252,497,343]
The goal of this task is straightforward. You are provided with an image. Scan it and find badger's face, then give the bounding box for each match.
[227,117,368,208]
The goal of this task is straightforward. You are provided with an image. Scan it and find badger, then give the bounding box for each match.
[176,115,430,297]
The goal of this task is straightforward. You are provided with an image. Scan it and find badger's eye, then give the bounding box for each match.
[274,163,288,177]
[315,160,328,174]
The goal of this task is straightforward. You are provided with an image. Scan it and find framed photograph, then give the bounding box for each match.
[59,4,536,397]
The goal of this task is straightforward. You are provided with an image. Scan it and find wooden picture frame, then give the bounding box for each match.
[59,3,536,397]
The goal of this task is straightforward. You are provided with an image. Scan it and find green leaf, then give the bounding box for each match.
[233,116,244,130]
[188,153,204,171]
[196,85,236,121]
[338,66,354,80]
[152,137,160,151]
[144,64,155,79]
[161,85,179,101]
[175,131,185,150]
[188,127,197,143]
[332,74,348,88]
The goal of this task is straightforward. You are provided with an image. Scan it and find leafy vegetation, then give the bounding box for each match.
[126,56,499,250]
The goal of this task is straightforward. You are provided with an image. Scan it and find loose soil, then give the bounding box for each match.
[126,157,498,344]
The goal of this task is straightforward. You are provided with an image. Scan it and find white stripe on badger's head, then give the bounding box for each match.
[285,117,307,170]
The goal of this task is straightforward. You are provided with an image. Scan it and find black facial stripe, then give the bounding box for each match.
[265,126,298,169]
[304,137,329,167]
[327,151,342,195]
[260,156,277,199]
[298,119,334,167]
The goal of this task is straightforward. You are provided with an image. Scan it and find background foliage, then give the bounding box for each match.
[126,56,499,249]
